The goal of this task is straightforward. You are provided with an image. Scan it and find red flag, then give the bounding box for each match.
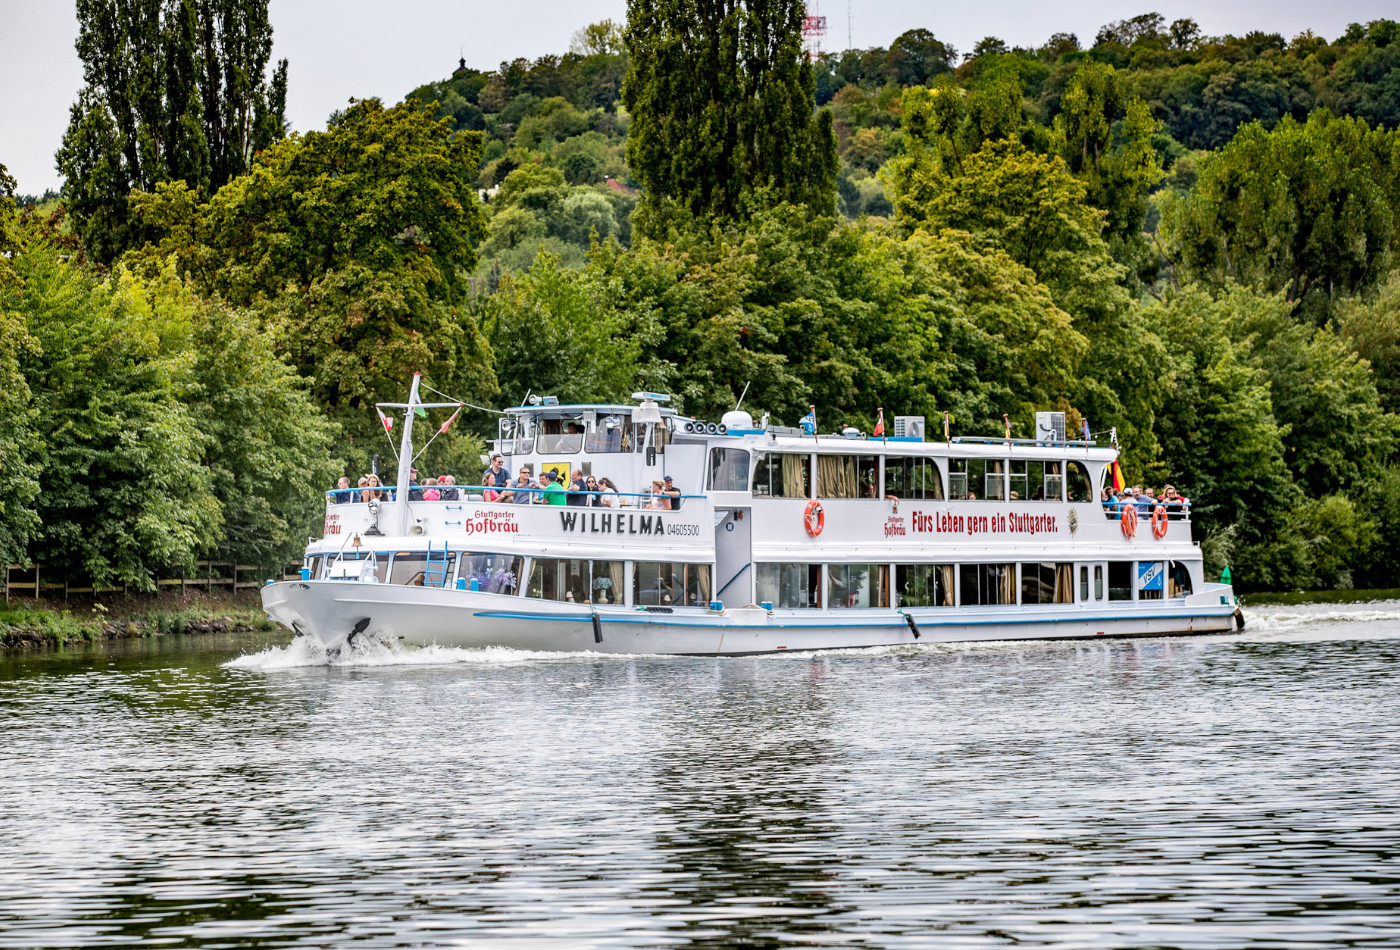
[873,407,885,438]
[377,407,393,432]
[439,404,463,434]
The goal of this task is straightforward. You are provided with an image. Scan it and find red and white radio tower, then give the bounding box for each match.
[802,2,828,56]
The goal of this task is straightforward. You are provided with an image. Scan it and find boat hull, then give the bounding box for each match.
[261,581,1240,655]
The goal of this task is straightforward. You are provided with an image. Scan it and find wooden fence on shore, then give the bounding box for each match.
[4,562,304,602]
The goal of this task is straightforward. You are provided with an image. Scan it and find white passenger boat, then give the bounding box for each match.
[261,375,1242,655]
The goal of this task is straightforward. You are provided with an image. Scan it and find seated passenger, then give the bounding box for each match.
[364,474,387,503]
[408,468,423,501]
[479,474,498,502]
[331,475,352,504]
[648,479,667,509]
[511,468,535,504]
[598,477,620,507]
[1160,484,1188,515]
[422,477,442,502]
[356,475,371,503]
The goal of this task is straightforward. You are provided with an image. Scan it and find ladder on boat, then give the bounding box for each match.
[423,542,452,588]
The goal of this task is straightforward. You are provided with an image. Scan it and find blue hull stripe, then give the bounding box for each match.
[469,609,1232,628]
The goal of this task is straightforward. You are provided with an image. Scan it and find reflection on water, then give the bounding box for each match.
[2,606,1400,947]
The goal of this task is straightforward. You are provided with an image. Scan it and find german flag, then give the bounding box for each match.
[1110,459,1126,492]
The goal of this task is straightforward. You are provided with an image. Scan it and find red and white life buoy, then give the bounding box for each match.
[804,500,825,537]
[1120,504,1138,538]
[1151,504,1169,539]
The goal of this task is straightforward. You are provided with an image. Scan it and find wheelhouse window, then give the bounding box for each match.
[389,552,428,586]
[708,448,751,492]
[755,563,822,608]
[1108,561,1132,601]
[458,553,524,595]
[586,413,631,453]
[497,415,534,455]
[960,563,1016,606]
[1021,563,1074,604]
[1066,461,1093,502]
[339,551,389,583]
[526,558,624,603]
[828,564,889,608]
[896,564,954,607]
[884,457,944,500]
[816,455,878,499]
[752,453,811,498]
[537,416,585,454]
[634,562,711,606]
[949,459,1005,501]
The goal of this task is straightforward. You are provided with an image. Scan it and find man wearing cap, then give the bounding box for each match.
[408,467,423,501]
[662,474,681,510]
[483,454,509,491]
[543,470,567,505]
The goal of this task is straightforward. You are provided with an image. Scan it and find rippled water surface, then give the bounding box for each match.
[3,603,1400,948]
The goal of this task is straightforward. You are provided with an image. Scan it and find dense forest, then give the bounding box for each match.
[3,0,1400,593]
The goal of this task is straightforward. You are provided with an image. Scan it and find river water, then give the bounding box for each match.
[2,602,1399,948]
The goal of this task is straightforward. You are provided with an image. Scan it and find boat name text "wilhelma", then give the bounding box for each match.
[560,511,700,537]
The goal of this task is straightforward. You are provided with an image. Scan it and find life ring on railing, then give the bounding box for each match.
[804,500,825,537]
[1120,504,1138,538]
[1151,504,1169,539]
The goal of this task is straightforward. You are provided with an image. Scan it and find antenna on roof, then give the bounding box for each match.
[735,381,751,410]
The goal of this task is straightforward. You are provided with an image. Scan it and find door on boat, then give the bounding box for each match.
[714,508,753,607]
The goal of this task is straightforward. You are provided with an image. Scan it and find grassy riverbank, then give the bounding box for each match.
[0,591,276,649]
[1241,588,1400,606]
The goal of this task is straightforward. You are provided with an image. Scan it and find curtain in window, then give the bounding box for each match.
[1055,563,1074,603]
[817,455,857,498]
[998,564,1016,605]
[938,565,954,605]
[782,455,807,498]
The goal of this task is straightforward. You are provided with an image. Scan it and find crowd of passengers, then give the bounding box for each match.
[329,454,686,509]
[1102,484,1190,519]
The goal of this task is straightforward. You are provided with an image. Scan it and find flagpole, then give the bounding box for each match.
[810,405,817,444]
[394,373,422,536]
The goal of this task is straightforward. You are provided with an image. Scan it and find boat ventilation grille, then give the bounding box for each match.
[643,606,674,613]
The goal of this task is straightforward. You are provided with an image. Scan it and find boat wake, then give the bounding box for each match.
[1237,599,1400,636]
[224,637,645,671]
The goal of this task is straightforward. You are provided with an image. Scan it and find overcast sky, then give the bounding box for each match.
[2,0,1395,195]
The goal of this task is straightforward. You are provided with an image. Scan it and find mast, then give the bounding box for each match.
[394,373,423,536]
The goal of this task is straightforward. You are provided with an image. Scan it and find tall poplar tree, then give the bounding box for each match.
[622,0,838,236]
[57,0,288,263]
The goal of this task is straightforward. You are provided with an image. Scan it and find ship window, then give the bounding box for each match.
[884,458,944,500]
[816,455,878,499]
[1022,563,1074,604]
[755,563,822,608]
[586,414,630,453]
[1137,561,1165,601]
[458,553,524,595]
[708,448,751,492]
[752,453,810,498]
[1094,565,1104,600]
[307,555,322,579]
[341,551,389,583]
[631,421,669,454]
[960,563,1015,606]
[1066,461,1093,502]
[828,564,889,608]
[896,564,954,607]
[1010,461,1064,502]
[537,417,585,454]
[1079,565,1089,602]
[949,459,1004,501]
[634,562,711,606]
[1108,561,1132,601]
[524,558,623,603]
[498,415,534,455]
[1168,561,1193,598]
[389,552,428,586]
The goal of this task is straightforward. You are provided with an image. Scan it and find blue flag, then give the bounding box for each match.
[800,407,816,435]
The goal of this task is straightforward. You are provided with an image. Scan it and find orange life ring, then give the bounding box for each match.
[1120,504,1138,538]
[804,500,825,537]
[1151,504,1169,539]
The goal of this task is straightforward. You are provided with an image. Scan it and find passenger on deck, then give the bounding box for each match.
[478,474,498,502]
[483,454,509,490]
[1133,486,1155,515]
[1101,487,1121,519]
[438,474,460,501]
[598,477,620,507]
[423,477,442,502]
[662,475,680,509]
[648,480,667,509]
[584,475,601,506]
[355,475,370,502]
[331,476,352,503]
[1160,484,1189,516]
[544,471,567,505]
[408,468,423,501]
[364,474,387,502]
[567,469,587,506]
[511,468,534,505]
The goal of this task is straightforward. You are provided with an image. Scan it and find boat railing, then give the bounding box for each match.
[1102,501,1192,522]
[325,487,700,510]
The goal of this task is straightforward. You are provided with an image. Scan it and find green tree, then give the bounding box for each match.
[1160,112,1399,320]
[127,99,496,427]
[0,166,41,565]
[622,0,838,235]
[58,0,288,262]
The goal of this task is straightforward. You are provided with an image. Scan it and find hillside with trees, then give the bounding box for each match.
[3,2,1400,592]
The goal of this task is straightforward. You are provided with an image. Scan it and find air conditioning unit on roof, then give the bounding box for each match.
[1035,411,1066,442]
[893,416,925,440]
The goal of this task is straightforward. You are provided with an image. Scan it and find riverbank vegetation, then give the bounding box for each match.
[0,591,276,649]
[4,1,1400,593]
